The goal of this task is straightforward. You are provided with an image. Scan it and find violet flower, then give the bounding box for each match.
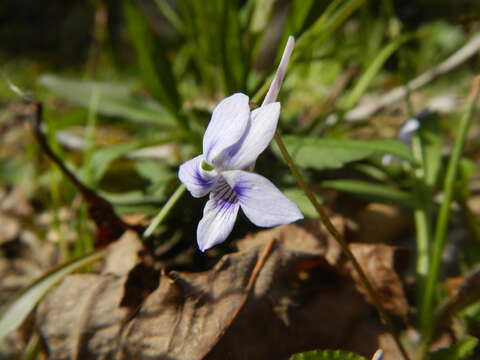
[179,37,303,251]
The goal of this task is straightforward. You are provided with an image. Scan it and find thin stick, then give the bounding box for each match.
[274,131,411,360]
[246,238,276,291]
[346,33,480,122]
[31,101,127,247]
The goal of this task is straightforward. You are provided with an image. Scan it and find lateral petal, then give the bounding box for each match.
[223,170,303,227]
[225,102,280,170]
[203,93,250,167]
[178,155,218,198]
[197,179,240,251]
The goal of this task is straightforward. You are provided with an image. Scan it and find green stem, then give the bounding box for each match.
[420,76,480,349]
[21,333,40,360]
[411,136,431,312]
[273,131,411,360]
[143,184,186,239]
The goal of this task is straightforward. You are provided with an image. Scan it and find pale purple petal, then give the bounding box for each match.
[262,36,295,106]
[178,155,218,198]
[197,179,240,251]
[225,102,280,169]
[203,93,250,167]
[223,170,303,227]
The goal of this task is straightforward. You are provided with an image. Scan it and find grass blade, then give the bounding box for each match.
[340,34,411,110]
[0,249,106,342]
[295,0,366,60]
[420,76,480,346]
[153,0,184,34]
[123,0,184,127]
[222,0,247,93]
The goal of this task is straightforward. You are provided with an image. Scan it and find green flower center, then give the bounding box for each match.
[201,161,215,171]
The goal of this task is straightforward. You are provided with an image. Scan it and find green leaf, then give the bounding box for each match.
[283,188,323,218]
[39,75,176,125]
[275,137,414,170]
[135,160,175,200]
[428,336,478,360]
[322,179,414,208]
[0,250,106,342]
[89,141,141,185]
[135,159,173,183]
[122,0,185,128]
[289,349,368,360]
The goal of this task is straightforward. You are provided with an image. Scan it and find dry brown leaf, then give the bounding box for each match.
[347,243,409,318]
[0,186,32,216]
[0,214,21,246]
[437,266,480,338]
[36,231,154,359]
[351,203,411,244]
[236,218,345,265]
[35,220,408,359]
[0,187,56,359]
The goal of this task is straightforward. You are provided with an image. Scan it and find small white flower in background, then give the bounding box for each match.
[397,115,421,144]
[371,349,384,360]
[382,109,428,165]
[178,37,303,252]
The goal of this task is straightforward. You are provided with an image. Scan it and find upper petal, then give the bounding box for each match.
[225,102,280,170]
[223,170,303,227]
[178,155,218,198]
[203,93,250,167]
[262,36,295,106]
[197,179,240,251]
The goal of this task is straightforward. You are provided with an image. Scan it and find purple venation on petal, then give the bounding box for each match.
[197,178,240,251]
[212,178,239,208]
[223,170,303,227]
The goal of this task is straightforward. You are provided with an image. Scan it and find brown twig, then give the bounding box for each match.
[29,101,129,247]
[346,33,480,121]
[274,131,412,360]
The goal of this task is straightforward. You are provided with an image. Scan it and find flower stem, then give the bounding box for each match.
[273,131,411,360]
[143,184,186,239]
[419,76,480,350]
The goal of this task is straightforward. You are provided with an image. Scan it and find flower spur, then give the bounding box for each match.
[178,37,302,251]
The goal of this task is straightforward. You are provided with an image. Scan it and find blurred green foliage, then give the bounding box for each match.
[1,0,480,358]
